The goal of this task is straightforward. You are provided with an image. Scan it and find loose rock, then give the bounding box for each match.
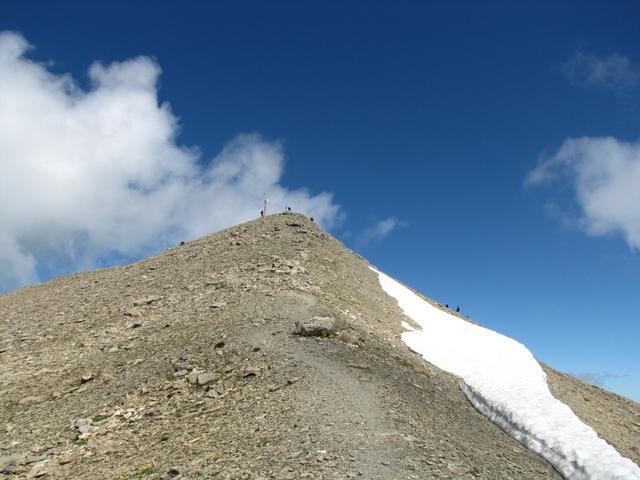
[197,373,216,386]
[133,295,163,306]
[336,330,362,346]
[74,418,92,435]
[124,307,145,317]
[26,462,48,479]
[294,316,336,337]
[58,450,82,465]
[243,367,259,378]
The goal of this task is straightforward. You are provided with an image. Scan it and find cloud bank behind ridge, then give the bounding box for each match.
[0,31,341,292]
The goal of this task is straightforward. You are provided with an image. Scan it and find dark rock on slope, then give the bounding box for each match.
[0,214,638,479]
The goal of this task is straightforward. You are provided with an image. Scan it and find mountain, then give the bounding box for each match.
[1,213,638,479]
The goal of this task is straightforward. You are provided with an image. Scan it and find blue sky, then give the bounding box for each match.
[2,0,639,401]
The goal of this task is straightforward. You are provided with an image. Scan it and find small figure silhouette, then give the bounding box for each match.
[456,306,460,313]
[260,210,264,217]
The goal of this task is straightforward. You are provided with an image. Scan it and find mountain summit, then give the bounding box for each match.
[1,213,638,479]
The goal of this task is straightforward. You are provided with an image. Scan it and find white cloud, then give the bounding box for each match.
[0,31,342,291]
[563,50,639,91]
[358,217,407,245]
[526,136,640,249]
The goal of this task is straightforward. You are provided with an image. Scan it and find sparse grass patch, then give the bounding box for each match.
[91,414,110,423]
[469,466,482,477]
[131,463,155,478]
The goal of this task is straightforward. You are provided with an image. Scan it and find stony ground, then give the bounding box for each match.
[0,213,638,479]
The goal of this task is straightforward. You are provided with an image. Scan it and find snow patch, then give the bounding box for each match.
[371,266,640,480]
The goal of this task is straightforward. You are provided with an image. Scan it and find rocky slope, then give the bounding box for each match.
[0,213,638,479]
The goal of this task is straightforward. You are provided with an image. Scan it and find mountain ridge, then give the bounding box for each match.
[1,213,637,479]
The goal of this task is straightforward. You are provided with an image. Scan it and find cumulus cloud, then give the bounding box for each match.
[0,31,341,292]
[563,50,639,91]
[526,136,640,249]
[358,217,407,245]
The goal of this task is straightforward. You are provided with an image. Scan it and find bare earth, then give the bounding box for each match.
[1,213,638,479]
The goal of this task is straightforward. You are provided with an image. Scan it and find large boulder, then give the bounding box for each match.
[294,316,336,337]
